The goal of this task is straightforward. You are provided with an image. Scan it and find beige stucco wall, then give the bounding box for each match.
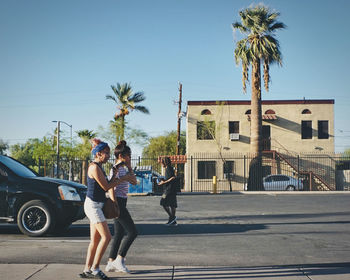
[186,102,334,155]
[185,100,335,192]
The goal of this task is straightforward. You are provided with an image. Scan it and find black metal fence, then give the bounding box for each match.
[35,153,350,192]
[186,152,350,192]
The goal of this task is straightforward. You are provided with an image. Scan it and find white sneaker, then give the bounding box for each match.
[105,261,116,272]
[111,258,130,273]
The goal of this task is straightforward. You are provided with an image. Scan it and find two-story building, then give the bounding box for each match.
[185,99,335,192]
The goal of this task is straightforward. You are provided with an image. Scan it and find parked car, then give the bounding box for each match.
[263,174,303,191]
[0,155,87,237]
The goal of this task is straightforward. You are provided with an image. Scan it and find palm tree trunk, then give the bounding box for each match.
[121,115,125,141]
[82,159,88,186]
[247,60,264,191]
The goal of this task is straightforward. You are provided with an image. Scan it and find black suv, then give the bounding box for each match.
[0,155,87,237]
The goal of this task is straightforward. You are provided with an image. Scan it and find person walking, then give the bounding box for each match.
[158,157,178,226]
[80,138,130,279]
[106,140,138,273]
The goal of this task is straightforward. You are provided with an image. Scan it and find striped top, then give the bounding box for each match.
[110,164,129,198]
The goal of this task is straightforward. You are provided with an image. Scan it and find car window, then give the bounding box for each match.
[281,175,289,181]
[273,175,286,181]
[265,176,272,182]
[0,156,37,178]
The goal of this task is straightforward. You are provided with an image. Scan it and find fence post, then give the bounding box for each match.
[297,155,300,189]
[38,158,41,176]
[190,156,193,192]
[212,175,217,194]
[244,155,246,190]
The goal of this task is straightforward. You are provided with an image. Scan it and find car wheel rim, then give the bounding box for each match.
[22,206,48,233]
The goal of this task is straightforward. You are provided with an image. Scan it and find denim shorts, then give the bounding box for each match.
[84,197,106,224]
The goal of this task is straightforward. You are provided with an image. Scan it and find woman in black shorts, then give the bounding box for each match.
[158,157,177,226]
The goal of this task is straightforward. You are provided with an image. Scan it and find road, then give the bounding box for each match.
[0,193,349,267]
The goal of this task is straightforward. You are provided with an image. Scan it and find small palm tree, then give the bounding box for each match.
[232,4,285,190]
[77,129,97,185]
[106,83,149,142]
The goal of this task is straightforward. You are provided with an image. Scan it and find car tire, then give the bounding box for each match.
[17,200,55,237]
[286,185,296,191]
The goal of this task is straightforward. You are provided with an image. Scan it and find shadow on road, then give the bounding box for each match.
[0,222,266,238]
[95,262,350,280]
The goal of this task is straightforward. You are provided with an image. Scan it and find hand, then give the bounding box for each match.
[125,157,132,168]
[121,174,133,182]
[112,167,118,177]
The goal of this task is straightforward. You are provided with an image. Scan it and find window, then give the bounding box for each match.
[245,109,251,114]
[265,109,275,114]
[302,109,311,114]
[201,109,211,115]
[223,161,234,180]
[301,121,312,139]
[229,121,239,134]
[318,120,329,139]
[197,121,215,140]
[273,175,289,181]
[198,161,216,179]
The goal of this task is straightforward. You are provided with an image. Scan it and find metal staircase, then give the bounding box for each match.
[262,140,336,191]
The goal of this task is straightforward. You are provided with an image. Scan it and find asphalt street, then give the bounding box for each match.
[0,192,349,268]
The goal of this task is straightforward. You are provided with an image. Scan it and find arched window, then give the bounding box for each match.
[245,109,251,114]
[302,109,311,114]
[201,109,211,115]
[265,109,275,114]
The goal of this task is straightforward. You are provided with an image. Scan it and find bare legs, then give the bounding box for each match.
[84,221,112,271]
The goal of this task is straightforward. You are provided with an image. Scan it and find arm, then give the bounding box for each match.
[125,167,137,185]
[88,163,125,191]
[158,176,175,186]
[122,157,137,185]
[108,188,116,202]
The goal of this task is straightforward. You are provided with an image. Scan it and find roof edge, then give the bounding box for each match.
[187,99,335,106]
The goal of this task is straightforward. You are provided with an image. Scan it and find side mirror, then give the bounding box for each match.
[0,170,8,183]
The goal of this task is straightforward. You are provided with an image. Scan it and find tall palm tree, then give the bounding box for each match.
[77,129,96,186]
[232,4,285,190]
[106,83,149,142]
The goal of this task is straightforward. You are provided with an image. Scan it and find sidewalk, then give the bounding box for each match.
[2,263,350,280]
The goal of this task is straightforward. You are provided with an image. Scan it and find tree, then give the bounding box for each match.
[0,139,9,155]
[10,139,39,170]
[106,82,150,142]
[32,136,56,176]
[232,4,285,190]
[98,124,148,152]
[142,131,186,159]
[77,129,97,185]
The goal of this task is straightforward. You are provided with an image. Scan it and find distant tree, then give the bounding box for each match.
[106,82,149,142]
[142,131,185,174]
[10,139,38,169]
[98,124,148,150]
[0,139,9,155]
[31,137,56,176]
[142,131,186,159]
[232,4,285,190]
[77,129,97,185]
[344,148,350,158]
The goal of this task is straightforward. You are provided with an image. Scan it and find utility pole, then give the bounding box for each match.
[56,121,60,178]
[175,82,182,175]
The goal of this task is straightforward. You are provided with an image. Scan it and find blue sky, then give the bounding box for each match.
[1,0,349,155]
